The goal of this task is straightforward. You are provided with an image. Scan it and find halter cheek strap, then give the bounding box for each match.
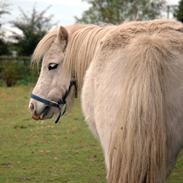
[31,80,77,123]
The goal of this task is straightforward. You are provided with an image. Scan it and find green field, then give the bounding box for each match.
[0,85,182,183]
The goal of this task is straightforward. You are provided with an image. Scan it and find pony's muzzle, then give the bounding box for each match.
[29,99,51,120]
[29,101,40,120]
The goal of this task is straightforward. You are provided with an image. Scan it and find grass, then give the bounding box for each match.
[0,85,182,183]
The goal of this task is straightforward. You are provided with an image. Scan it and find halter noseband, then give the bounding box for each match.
[31,80,77,123]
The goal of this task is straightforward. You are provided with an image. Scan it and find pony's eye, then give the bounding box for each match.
[48,63,58,70]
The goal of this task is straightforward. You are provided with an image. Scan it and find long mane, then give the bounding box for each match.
[63,25,114,88]
[31,24,89,63]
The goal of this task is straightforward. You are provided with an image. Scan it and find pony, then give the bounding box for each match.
[29,19,183,183]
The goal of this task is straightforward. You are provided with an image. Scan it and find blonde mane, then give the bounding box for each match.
[63,25,115,88]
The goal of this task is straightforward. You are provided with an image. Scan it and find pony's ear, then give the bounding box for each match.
[57,26,68,47]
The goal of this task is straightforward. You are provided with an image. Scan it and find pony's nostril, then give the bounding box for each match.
[29,103,35,112]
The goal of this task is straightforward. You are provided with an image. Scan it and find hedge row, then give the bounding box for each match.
[0,56,39,86]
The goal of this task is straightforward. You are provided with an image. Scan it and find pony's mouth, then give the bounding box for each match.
[32,106,54,120]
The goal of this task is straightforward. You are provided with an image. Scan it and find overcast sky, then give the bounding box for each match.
[3,0,89,26]
[1,0,180,34]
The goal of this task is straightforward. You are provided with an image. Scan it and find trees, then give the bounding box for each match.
[0,0,9,21]
[0,0,10,55]
[12,6,53,56]
[76,0,166,24]
[0,39,9,55]
[174,0,183,22]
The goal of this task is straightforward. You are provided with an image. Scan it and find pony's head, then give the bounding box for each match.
[29,26,76,122]
[29,24,106,122]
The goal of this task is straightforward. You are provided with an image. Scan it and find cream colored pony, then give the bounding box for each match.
[29,19,183,183]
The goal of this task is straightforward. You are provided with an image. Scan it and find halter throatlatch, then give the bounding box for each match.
[31,80,77,123]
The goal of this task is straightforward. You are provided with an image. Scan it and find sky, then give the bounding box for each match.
[2,0,89,26]
[1,0,180,34]
[167,0,179,5]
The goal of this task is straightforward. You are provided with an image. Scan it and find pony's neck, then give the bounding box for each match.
[64,24,112,89]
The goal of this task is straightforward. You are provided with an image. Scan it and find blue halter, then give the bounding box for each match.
[31,80,77,123]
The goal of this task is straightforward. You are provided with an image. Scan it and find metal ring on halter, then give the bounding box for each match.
[31,80,77,123]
